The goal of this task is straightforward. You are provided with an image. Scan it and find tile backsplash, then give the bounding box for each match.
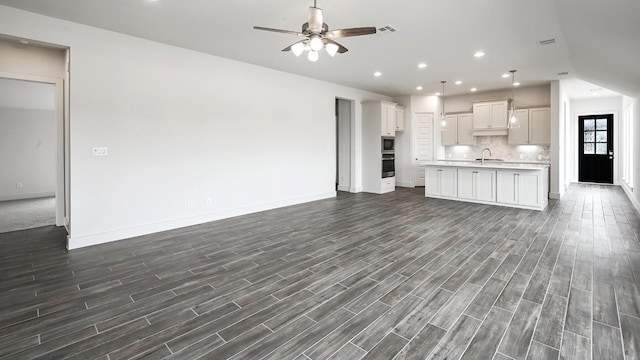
[444,136,550,162]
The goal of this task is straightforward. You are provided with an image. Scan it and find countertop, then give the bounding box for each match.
[423,160,550,171]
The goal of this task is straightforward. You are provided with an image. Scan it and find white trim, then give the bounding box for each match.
[337,185,350,192]
[396,181,414,188]
[549,192,562,199]
[67,191,336,250]
[349,186,361,193]
[0,192,55,201]
[622,182,640,217]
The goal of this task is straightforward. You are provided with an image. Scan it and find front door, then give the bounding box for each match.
[414,113,434,186]
[578,114,613,183]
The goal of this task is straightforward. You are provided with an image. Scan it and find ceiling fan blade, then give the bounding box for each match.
[323,38,348,53]
[253,26,303,36]
[326,27,377,38]
[282,40,306,52]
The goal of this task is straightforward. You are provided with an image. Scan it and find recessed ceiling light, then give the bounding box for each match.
[473,51,485,58]
[418,63,427,69]
[455,80,462,85]
[435,92,441,96]
[374,72,382,77]
[470,88,478,92]
[19,39,29,45]
[416,86,423,90]
[502,73,510,78]
[513,82,520,86]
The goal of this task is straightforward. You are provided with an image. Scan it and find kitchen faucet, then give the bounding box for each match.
[481,148,492,165]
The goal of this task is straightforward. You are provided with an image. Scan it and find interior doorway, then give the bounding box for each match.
[578,114,614,183]
[0,75,66,233]
[336,98,353,192]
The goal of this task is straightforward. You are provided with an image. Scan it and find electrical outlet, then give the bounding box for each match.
[187,201,194,209]
[206,198,213,207]
[16,182,23,189]
[92,147,109,156]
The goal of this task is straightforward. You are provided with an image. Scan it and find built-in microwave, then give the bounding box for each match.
[382,136,395,153]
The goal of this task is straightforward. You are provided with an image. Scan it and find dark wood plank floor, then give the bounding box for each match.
[1,184,639,360]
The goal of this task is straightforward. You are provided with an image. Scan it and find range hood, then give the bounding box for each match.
[472,128,508,136]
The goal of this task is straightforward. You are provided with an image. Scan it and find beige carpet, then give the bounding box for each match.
[0,197,56,233]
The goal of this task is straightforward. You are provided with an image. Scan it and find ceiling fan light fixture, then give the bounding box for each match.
[325,42,339,57]
[309,35,324,51]
[291,42,305,57]
[307,50,319,62]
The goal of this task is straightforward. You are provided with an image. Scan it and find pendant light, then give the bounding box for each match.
[440,81,447,132]
[508,70,521,128]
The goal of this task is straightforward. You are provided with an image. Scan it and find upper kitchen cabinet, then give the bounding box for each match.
[362,100,397,137]
[442,113,474,146]
[508,107,550,145]
[395,105,405,132]
[472,100,510,135]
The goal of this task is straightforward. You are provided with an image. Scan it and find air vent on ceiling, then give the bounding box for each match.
[538,38,556,46]
[378,25,397,33]
[557,71,569,76]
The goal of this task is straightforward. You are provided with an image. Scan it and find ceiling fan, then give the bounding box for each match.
[253,0,377,61]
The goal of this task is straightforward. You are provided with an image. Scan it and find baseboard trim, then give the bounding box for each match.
[350,186,362,193]
[622,182,640,217]
[0,192,55,202]
[396,181,414,188]
[337,185,350,192]
[67,191,336,250]
[549,192,563,200]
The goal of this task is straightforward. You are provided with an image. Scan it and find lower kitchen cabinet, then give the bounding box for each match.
[425,167,457,197]
[425,164,549,210]
[496,169,548,208]
[458,168,496,202]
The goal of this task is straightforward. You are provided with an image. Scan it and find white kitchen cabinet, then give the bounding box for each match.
[458,168,496,202]
[426,163,549,210]
[529,108,551,144]
[442,114,459,146]
[395,106,405,132]
[508,107,550,145]
[457,113,474,145]
[382,102,397,136]
[442,113,475,146]
[496,169,548,208]
[425,167,457,197]
[473,100,509,129]
[362,101,397,194]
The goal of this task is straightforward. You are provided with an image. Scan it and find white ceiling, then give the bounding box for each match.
[0,0,637,98]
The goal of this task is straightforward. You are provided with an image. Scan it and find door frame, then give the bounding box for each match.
[572,111,619,185]
[335,97,357,193]
[413,112,435,187]
[0,71,68,227]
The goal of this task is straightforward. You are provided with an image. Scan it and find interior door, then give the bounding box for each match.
[414,113,434,186]
[579,114,613,183]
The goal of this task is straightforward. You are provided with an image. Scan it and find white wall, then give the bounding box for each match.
[0,5,390,249]
[568,96,622,184]
[0,107,56,200]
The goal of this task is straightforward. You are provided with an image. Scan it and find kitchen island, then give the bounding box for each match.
[424,160,550,210]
